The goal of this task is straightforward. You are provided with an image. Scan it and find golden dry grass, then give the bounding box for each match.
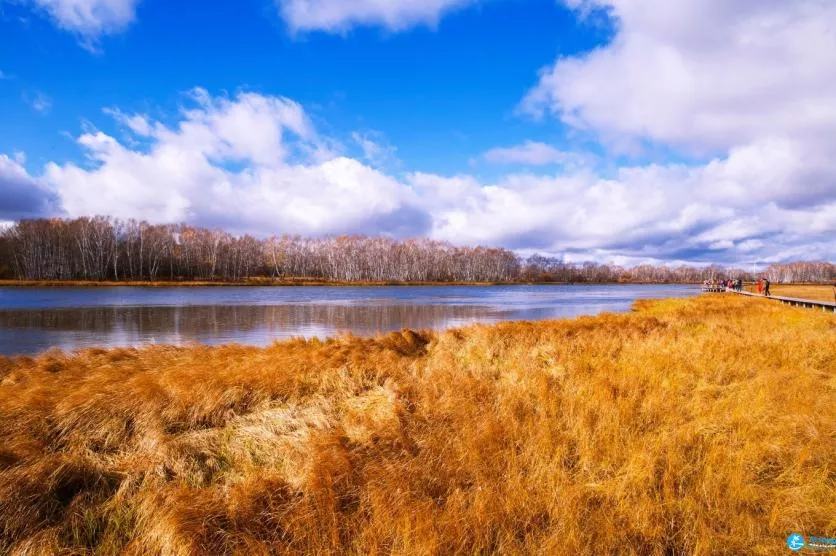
[0,295,834,555]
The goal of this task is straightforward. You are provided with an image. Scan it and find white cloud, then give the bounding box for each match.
[41,90,425,236]
[29,0,140,41]
[483,141,587,167]
[523,0,836,155]
[409,153,836,262]
[499,0,836,261]
[277,0,477,33]
[160,88,323,167]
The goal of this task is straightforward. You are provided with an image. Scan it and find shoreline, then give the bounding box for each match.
[1,279,831,290]
[0,279,706,288]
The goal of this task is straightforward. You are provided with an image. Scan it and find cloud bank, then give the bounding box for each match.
[2,84,830,264]
[0,155,59,221]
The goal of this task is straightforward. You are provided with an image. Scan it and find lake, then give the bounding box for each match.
[0,285,699,356]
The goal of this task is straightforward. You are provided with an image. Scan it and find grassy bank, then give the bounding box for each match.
[0,296,833,554]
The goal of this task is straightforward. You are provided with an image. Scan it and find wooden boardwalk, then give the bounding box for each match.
[705,287,836,313]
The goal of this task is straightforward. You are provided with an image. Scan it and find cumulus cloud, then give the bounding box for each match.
[523,0,836,154]
[502,0,836,261]
[483,141,587,167]
[28,0,140,43]
[41,90,428,237]
[277,0,477,33]
[0,155,59,221]
[409,156,836,263]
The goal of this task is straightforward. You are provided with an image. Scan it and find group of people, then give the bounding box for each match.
[702,277,770,296]
[703,278,744,292]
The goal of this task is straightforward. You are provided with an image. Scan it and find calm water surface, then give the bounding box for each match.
[0,285,699,355]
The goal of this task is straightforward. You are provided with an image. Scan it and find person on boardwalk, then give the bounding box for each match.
[757,278,763,294]
[763,278,771,297]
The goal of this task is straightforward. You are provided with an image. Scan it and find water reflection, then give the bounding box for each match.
[0,304,500,355]
[0,285,700,355]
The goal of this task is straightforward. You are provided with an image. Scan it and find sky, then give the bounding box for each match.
[0,0,834,266]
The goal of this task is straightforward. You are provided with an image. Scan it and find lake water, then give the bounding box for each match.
[0,285,699,356]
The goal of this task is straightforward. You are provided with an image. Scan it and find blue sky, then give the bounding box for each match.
[0,0,834,265]
[1,0,608,176]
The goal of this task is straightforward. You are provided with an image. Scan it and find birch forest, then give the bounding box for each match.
[0,217,833,284]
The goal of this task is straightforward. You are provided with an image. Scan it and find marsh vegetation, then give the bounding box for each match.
[0,295,833,554]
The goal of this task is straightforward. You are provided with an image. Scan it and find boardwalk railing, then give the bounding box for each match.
[708,287,836,313]
[700,286,729,293]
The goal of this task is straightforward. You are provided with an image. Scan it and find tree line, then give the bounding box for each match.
[0,217,833,284]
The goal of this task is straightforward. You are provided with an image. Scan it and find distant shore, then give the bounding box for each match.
[1,278,833,291]
[0,278,706,288]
